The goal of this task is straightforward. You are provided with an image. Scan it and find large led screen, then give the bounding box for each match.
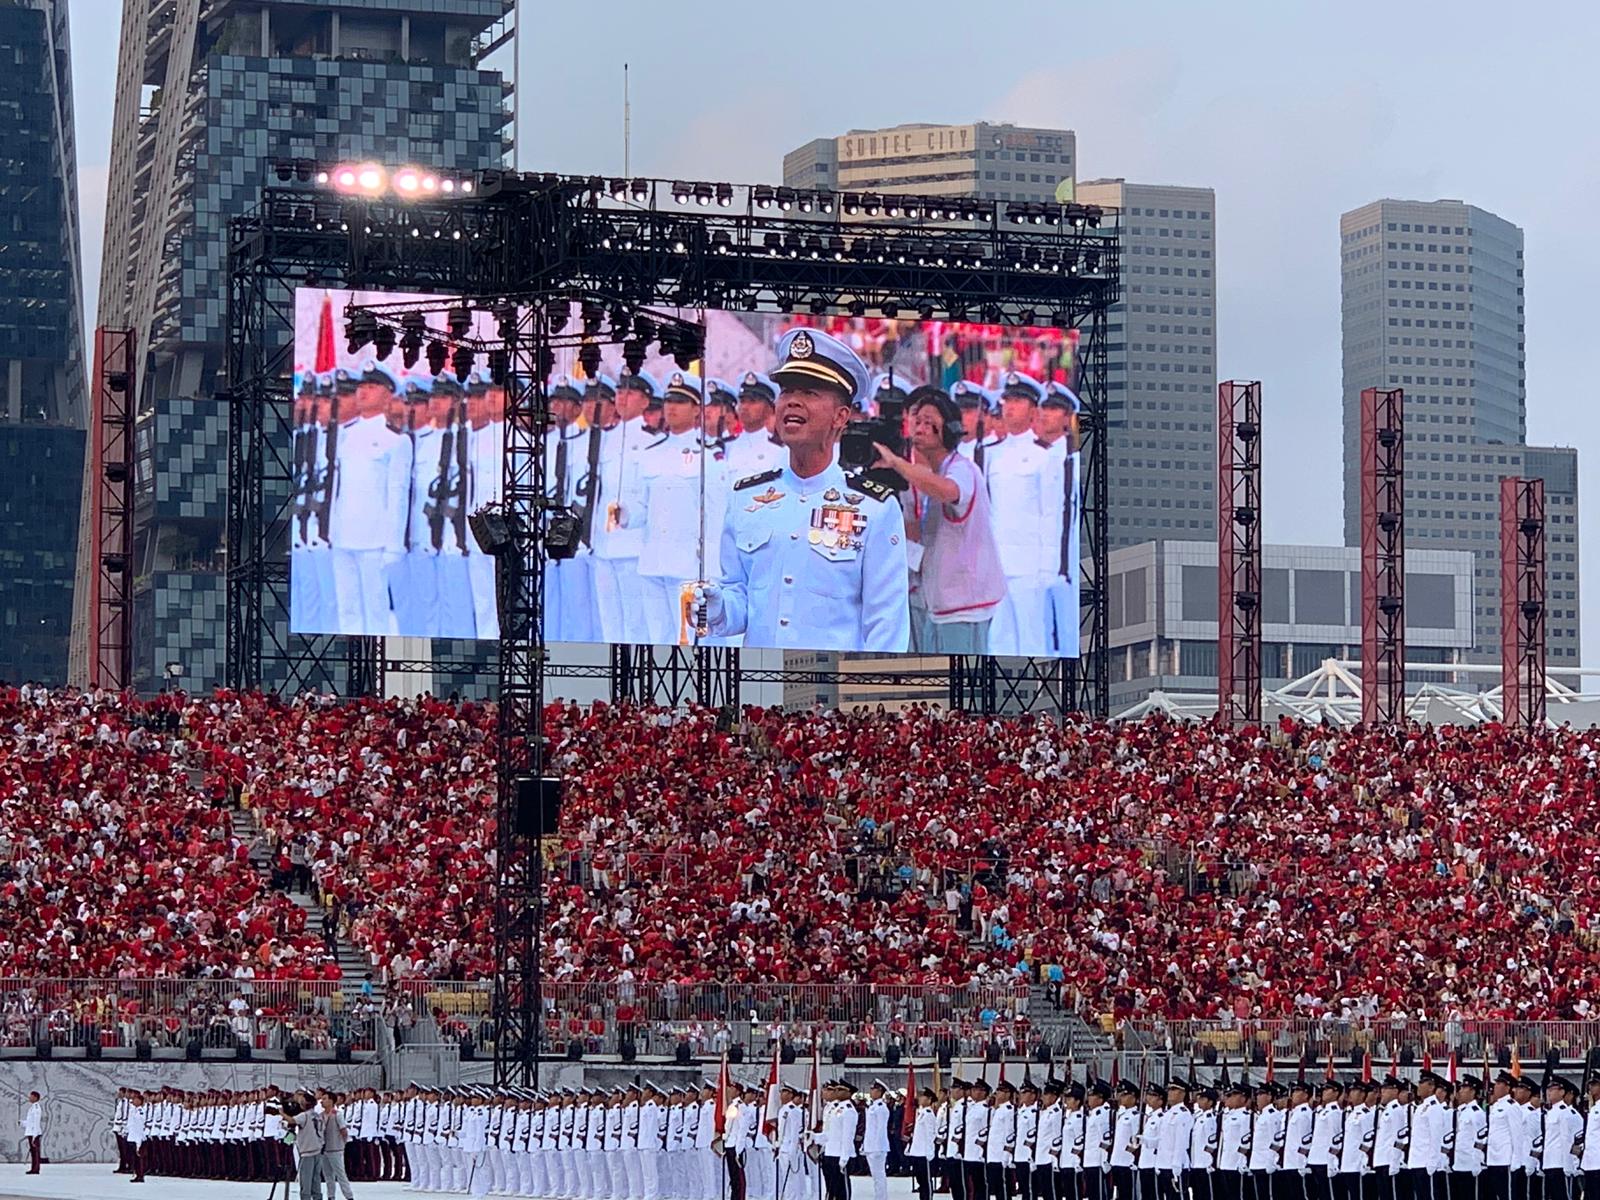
[291,289,1082,657]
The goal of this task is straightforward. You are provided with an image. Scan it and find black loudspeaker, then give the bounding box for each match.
[885,1045,901,1067]
[35,1039,51,1060]
[780,1044,797,1065]
[620,1041,637,1062]
[514,777,563,837]
[728,1045,744,1064]
[86,1040,103,1060]
[135,1040,153,1061]
[675,1044,693,1065]
[185,1038,203,1061]
[567,1040,584,1061]
[285,1044,303,1063]
[830,1045,847,1065]
[236,1042,252,1061]
[335,1041,353,1064]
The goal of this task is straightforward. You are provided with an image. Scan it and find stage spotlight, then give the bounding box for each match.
[314,169,330,185]
[580,301,604,335]
[274,161,294,183]
[400,313,427,368]
[710,230,732,254]
[633,314,656,343]
[441,178,457,194]
[608,305,631,336]
[487,349,508,384]
[798,192,815,213]
[496,305,520,341]
[333,165,358,191]
[752,186,775,210]
[296,160,313,183]
[355,163,385,194]
[1019,309,1037,326]
[548,304,570,334]
[393,167,421,195]
[919,303,935,321]
[426,339,448,376]
[452,345,476,381]
[622,339,647,374]
[578,342,603,377]
[671,181,691,204]
[714,183,733,207]
[863,194,882,217]
[448,305,472,340]
[809,297,827,315]
[881,300,899,319]
[776,187,796,211]
[848,299,866,318]
[884,199,902,218]
[344,309,377,356]
[373,323,396,360]
[630,178,649,201]
[817,192,836,214]
[842,194,861,216]
[692,183,713,206]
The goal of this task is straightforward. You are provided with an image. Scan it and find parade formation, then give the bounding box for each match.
[98,1066,1600,1200]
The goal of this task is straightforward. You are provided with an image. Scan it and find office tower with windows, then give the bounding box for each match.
[0,0,86,684]
[91,0,514,689]
[1340,198,1579,666]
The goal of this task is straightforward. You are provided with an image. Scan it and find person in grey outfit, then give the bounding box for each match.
[317,1094,357,1200]
[291,1103,326,1200]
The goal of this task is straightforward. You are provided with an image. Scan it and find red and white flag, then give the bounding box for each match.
[902,1058,917,1140]
[808,1039,824,1134]
[716,1052,732,1137]
[763,1047,781,1141]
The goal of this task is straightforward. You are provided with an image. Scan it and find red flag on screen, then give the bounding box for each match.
[314,291,338,375]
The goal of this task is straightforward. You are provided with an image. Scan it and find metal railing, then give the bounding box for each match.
[0,979,381,1053]
[1122,1017,1600,1067]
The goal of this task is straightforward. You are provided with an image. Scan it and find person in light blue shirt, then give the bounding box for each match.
[697,328,909,651]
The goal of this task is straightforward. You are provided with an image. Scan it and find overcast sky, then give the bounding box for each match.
[69,0,1600,665]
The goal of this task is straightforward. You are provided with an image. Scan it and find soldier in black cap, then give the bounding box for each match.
[1084,1079,1113,1200]
[947,1078,971,1200]
[1035,1080,1064,1200]
[1110,1081,1140,1200]
[1188,1082,1220,1200]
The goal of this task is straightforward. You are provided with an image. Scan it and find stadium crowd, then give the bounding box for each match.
[5,681,1600,1026]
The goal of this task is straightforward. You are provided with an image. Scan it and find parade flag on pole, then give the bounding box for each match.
[314,291,338,374]
[1325,1043,1336,1083]
[932,1057,943,1100]
[763,1048,781,1141]
[903,1059,918,1140]
[1363,1049,1373,1084]
[1422,1051,1433,1079]
[808,1040,823,1133]
[1266,1045,1275,1085]
[716,1052,732,1136]
[1447,1053,1457,1087]
[1511,1042,1522,1079]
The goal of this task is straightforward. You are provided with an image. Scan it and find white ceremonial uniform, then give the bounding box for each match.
[1190,1107,1218,1173]
[913,1107,939,1159]
[1249,1108,1282,1174]
[1580,1101,1600,1171]
[1453,1101,1487,1174]
[778,1101,810,1200]
[984,433,1065,656]
[696,1098,719,1200]
[864,1098,892,1200]
[1517,1102,1541,1176]
[989,1101,1017,1169]
[709,460,909,651]
[748,1102,775,1200]
[1082,1105,1109,1172]
[1485,1096,1520,1168]
[1339,1103,1374,1177]
[1286,1101,1314,1173]
[1406,1095,1446,1173]
[1373,1099,1406,1172]
[544,420,597,643]
[668,1101,689,1200]
[1035,1101,1063,1171]
[1543,1101,1582,1175]
[635,429,729,645]
[466,413,504,638]
[1218,1108,1251,1174]
[1308,1103,1341,1170]
[965,1101,991,1169]
[1159,1104,1194,1174]
[588,416,657,644]
[460,1106,490,1197]
[724,428,787,479]
[639,1099,664,1200]
[1016,1103,1039,1174]
[329,413,413,635]
[624,1098,645,1200]
[399,420,445,637]
[1112,1107,1139,1168]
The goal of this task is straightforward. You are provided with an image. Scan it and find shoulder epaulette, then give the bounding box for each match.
[734,468,783,491]
[850,476,895,503]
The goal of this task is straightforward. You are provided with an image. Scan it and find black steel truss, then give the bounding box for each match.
[227,174,1120,1080]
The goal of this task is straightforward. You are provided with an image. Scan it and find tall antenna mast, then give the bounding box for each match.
[623,63,631,178]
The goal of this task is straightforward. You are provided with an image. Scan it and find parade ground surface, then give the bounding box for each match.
[0,1165,923,1200]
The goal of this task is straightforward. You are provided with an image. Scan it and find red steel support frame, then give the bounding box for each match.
[87,329,137,690]
[1500,477,1546,728]
[1360,386,1405,726]
[1217,380,1262,727]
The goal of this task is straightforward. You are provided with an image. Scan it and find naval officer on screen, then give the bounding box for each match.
[695,327,910,652]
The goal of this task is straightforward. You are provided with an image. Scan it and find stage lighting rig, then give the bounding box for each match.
[373,323,396,360]
[426,339,448,376]
[447,305,473,340]
[345,309,377,355]
[452,345,476,381]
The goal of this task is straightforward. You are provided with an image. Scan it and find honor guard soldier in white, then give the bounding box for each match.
[698,327,910,651]
[589,369,661,644]
[464,369,505,639]
[543,373,597,643]
[724,371,785,478]
[328,359,413,636]
[635,371,731,645]
[952,381,1003,469]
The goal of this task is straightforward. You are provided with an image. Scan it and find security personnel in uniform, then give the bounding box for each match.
[698,328,909,651]
[328,360,412,635]
[952,381,1002,469]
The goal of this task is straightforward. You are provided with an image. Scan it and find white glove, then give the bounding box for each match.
[693,583,725,625]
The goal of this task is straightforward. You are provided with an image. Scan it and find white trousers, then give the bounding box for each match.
[641,1149,661,1200]
[591,556,646,644]
[866,1152,889,1200]
[332,547,392,635]
[987,578,1050,655]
